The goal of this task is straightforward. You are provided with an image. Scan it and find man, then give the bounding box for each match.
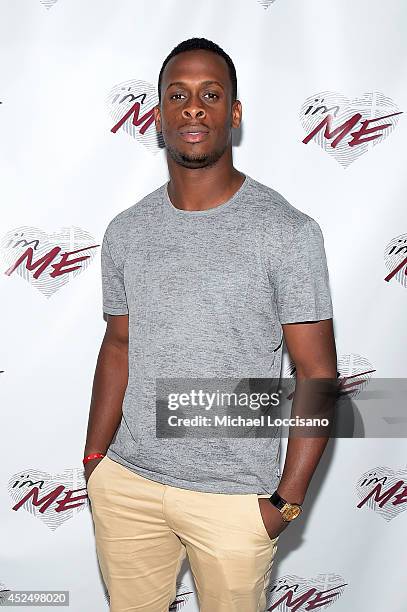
[84,37,337,612]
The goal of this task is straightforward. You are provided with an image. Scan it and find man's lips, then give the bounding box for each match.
[180,132,209,142]
[179,124,209,134]
[178,125,210,143]
[178,129,209,143]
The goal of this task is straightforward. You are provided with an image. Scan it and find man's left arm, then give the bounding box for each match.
[277,317,337,504]
[259,317,337,538]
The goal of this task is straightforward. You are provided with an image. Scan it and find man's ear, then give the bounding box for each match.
[231,100,242,129]
[154,105,162,133]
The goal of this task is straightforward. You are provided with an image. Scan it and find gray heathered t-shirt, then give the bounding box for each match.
[101,173,333,494]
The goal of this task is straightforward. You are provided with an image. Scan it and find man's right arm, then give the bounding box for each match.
[83,313,129,481]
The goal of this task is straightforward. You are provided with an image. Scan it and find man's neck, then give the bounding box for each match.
[166,162,246,212]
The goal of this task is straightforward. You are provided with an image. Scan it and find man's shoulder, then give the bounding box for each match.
[103,182,165,240]
[246,175,316,233]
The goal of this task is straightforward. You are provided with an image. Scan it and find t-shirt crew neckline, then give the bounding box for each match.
[162,173,251,217]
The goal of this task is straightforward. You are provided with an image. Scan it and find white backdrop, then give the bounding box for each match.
[1,0,406,610]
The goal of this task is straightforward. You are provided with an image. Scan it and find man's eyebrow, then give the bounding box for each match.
[166,80,225,90]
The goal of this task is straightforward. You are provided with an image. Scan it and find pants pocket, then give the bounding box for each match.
[250,494,279,543]
[86,456,108,491]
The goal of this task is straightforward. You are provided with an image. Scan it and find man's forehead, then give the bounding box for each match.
[163,50,229,84]
[166,79,225,90]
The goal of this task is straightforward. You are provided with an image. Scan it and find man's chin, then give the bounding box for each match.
[166,145,224,170]
[179,155,210,169]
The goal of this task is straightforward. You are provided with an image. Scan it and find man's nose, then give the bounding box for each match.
[181,96,206,120]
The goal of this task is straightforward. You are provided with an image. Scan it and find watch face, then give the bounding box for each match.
[282,504,302,521]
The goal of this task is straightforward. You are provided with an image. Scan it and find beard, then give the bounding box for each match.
[165,140,228,169]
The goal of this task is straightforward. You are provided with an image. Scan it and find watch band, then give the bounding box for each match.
[269,491,287,510]
[268,490,303,522]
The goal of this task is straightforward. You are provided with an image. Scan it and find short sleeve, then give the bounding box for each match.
[101,228,129,315]
[275,218,333,324]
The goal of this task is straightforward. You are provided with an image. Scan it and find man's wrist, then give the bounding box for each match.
[275,486,305,506]
[83,452,105,466]
[268,490,303,522]
[84,447,107,457]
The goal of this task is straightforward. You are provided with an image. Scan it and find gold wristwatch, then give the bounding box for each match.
[268,491,303,522]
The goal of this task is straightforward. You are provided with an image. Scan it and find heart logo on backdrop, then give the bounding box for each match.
[8,467,88,531]
[107,79,164,155]
[39,0,59,8]
[284,352,375,398]
[356,466,407,521]
[300,91,402,167]
[0,226,98,298]
[169,582,194,610]
[335,353,375,398]
[267,573,347,609]
[0,583,12,605]
[283,352,373,439]
[384,233,407,288]
[106,579,194,609]
[257,0,278,8]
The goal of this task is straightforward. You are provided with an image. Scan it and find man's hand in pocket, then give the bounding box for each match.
[258,498,290,539]
[84,457,104,485]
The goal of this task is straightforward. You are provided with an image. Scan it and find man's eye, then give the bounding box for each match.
[169,92,219,101]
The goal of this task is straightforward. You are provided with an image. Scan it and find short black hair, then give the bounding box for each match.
[157,37,237,103]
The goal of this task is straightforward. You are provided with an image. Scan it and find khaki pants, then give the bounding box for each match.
[87,455,279,612]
